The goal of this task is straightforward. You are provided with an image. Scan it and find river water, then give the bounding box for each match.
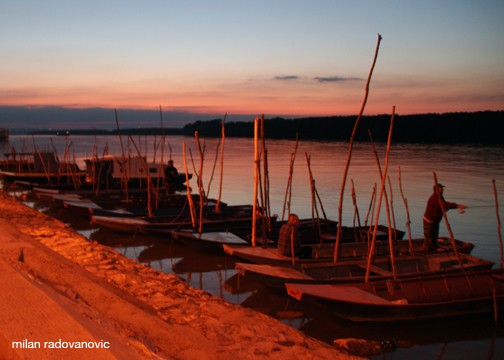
[4,134,504,358]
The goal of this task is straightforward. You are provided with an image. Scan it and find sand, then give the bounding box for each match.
[0,191,362,359]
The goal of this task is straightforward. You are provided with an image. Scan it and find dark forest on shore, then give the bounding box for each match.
[28,111,504,145]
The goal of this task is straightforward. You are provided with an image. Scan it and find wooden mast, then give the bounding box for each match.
[251,117,260,247]
[334,34,382,263]
[365,107,396,282]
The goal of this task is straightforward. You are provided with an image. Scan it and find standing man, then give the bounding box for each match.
[423,183,467,251]
[164,160,179,195]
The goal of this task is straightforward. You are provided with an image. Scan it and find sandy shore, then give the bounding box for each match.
[0,191,363,359]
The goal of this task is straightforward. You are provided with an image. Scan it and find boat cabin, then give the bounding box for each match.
[84,155,165,185]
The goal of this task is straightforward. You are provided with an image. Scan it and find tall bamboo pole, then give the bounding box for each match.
[334,34,382,263]
[114,109,129,201]
[182,141,196,227]
[365,107,396,282]
[351,179,362,242]
[206,138,221,198]
[492,179,503,269]
[387,176,398,241]
[261,115,271,231]
[364,184,376,227]
[368,129,394,245]
[194,131,205,233]
[128,135,153,218]
[216,114,227,213]
[251,117,260,247]
[398,166,414,255]
[306,153,322,243]
[282,135,299,221]
[433,172,465,271]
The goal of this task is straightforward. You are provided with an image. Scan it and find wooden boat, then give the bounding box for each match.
[144,215,276,238]
[172,229,250,253]
[266,219,405,244]
[83,154,190,190]
[0,151,84,185]
[234,252,495,290]
[91,210,276,235]
[90,215,150,233]
[285,268,504,322]
[223,237,475,267]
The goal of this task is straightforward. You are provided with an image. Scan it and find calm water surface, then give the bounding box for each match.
[5,135,504,359]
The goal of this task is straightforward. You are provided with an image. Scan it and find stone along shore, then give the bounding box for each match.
[0,191,361,359]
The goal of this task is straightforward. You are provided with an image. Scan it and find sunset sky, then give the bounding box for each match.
[1,0,503,127]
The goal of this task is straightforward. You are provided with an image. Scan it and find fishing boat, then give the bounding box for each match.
[90,215,150,233]
[0,151,84,185]
[285,268,504,322]
[222,237,474,267]
[265,219,405,244]
[234,251,494,290]
[83,154,190,190]
[91,207,276,235]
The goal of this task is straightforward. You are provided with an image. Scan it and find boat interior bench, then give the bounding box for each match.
[358,263,392,276]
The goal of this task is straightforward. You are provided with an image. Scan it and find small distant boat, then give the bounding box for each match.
[286,268,504,322]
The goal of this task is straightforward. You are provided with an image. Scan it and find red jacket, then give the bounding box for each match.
[424,192,458,223]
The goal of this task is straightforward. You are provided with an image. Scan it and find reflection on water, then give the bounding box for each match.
[5,135,504,358]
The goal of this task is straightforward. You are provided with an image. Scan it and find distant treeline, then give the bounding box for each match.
[30,111,503,145]
[183,111,504,145]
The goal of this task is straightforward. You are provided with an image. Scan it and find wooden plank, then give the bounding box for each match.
[286,283,395,305]
[236,263,312,280]
[358,263,392,276]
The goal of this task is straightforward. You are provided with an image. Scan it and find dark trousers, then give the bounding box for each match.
[423,219,439,251]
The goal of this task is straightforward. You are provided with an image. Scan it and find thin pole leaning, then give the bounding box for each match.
[128,135,153,218]
[334,34,383,263]
[251,117,260,247]
[114,109,129,201]
[194,131,205,233]
[182,142,196,227]
[398,166,414,255]
[306,153,322,243]
[433,172,465,271]
[368,129,394,247]
[216,114,227,213]
[206,137,221,198]
[365,107,396,282]
[282,134,299,221]
[351,179,362,242]
[492,179,503,269]
[261,115,272,231]
[387,176,398,241]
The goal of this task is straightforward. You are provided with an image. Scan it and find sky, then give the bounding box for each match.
[0,0,503,129]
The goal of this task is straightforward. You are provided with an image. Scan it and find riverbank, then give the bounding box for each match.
[0,190,362,359]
